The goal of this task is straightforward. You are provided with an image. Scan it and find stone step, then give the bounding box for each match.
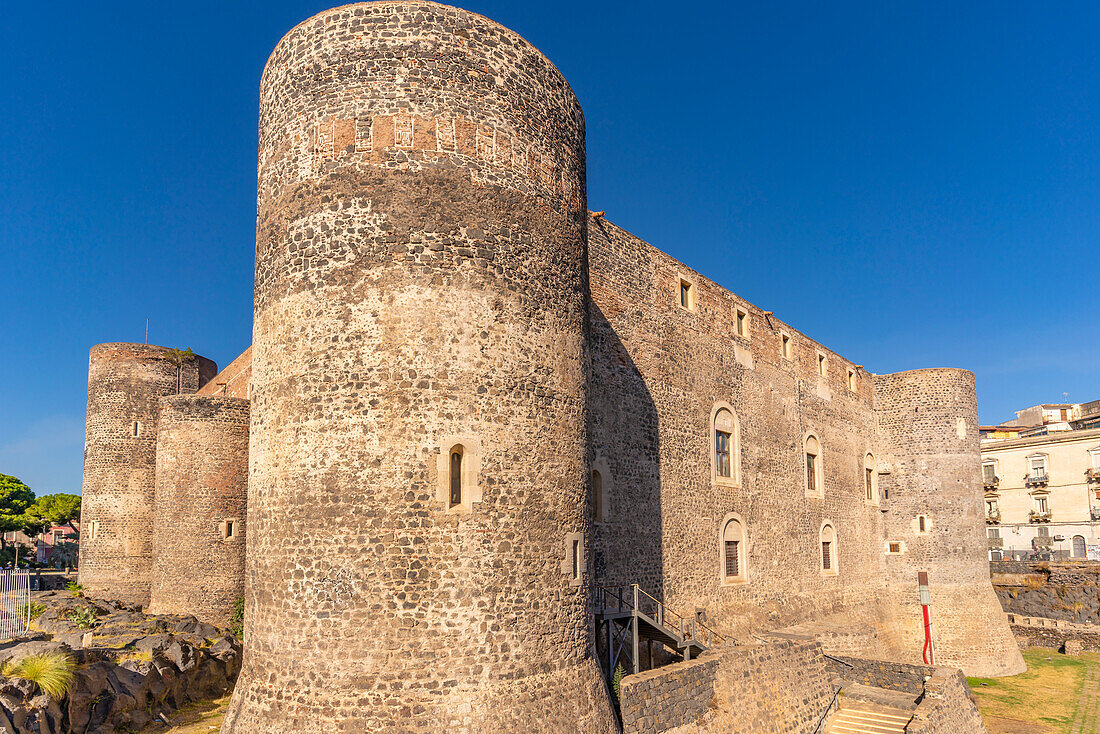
[825,705,911,734]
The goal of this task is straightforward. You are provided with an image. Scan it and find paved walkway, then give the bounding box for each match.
[1070,662,1100,734]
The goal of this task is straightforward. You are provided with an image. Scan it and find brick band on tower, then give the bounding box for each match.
[147,395,249,626]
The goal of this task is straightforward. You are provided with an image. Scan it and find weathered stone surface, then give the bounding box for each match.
[78,343,216,605]
[148,395,249,627]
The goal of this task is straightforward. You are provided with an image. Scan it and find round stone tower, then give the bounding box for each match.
[79,343,216,605]
[147,395,249,626]
[874,368,1025,677]
[223,3,615,731]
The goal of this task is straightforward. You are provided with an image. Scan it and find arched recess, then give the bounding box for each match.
[863,452,877,504]
[718,512,748,585]
[591,456,612,524]
[711,403,742,487]
[820,521,838,576]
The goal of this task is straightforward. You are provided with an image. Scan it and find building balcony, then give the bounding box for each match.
[983,477,1000,491]
[1028,510,1052,524]
[986,511,1001,524]
[1025,474,1049,488]
[1091,509,1100,522]
[1032,535,1054,549]
[987,537,1004,549]
[1087,468,1100,483]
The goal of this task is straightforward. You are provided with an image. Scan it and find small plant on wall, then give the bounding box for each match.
[165,347,197,394]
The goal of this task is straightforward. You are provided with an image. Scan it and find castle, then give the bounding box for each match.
[77,3,1024,731]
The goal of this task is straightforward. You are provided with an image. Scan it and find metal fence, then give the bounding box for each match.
[0,570,32,642]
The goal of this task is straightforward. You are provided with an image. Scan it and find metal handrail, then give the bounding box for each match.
[812,685,843,734]
[596,584,728,647]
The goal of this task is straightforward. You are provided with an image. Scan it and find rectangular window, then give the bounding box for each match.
[715,431,731,478]
[918,516,926,532]
[987,500,998,514]
[817,353,827,377]
[725,540,740,577]
[735,309,748,338]
[982,463,996,483]
[1038,524,1050,537]
[822,541,832,570]
[1029,456,1047,479]
[680,280,693,310]
[847,370,856,391]
[781,334,792,360]
[1036,497,1049,514]
[888,542,901,554]
[865,468,874,500]
[571,539,581,580]
[806,453,817,494]
[988,528,1000,539]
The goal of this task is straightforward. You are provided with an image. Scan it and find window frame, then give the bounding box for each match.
[1027,453,1048,480]
[864,453,877,504]
[804,433,823,498]
[711,404,742,488]
[820,522,838,576]
[436,436,482,513]
[719,513,749,585]
[677,275,697,312]
[735,307,750,339]
[817,351,828,378]
[780,332,793,361]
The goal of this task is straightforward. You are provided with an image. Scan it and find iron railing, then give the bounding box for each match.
[596,584,728,648]
[0,570,31,642]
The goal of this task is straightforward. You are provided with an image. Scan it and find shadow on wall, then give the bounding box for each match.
[587,288,664,674]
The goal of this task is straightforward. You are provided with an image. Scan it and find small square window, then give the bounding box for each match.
[735,308,749,338]
[221,519,241,540]
[888,542,901,554]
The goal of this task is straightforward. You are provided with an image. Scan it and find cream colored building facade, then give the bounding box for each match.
[983,427,1100,559]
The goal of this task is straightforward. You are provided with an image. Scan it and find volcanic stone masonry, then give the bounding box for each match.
[77,1,1025,731]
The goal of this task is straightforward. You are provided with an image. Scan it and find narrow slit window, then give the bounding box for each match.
[847,369,856,391]
[680,279,694,310]
[817,353,827,377]
[592,469,604,522]
[781,334,792,360]
[132,421,141,437]
[918,516,926,533]
[449,448,463,507]
[807,453,817,493]
[571,538,580,580]
[865,468,874,500]
[822,541,832,570]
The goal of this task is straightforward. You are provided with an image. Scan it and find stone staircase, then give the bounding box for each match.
[824,701,912,734]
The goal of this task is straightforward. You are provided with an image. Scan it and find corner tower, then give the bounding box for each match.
[224,3,615,731]
[147,395,249,626]
[79,343,216,604]
[874,369,1025,676]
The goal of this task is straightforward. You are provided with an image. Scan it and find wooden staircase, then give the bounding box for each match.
[824,701,912,734]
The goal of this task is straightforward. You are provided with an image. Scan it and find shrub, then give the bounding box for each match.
[229,596,244,640]
[1024,578,1044,592]
[66,581,85,598]
[66,605,97,630]
[2,652,76,698]
[22,602,45,621]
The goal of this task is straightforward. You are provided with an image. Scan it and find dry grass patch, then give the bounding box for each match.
[146,696,230,732]
[969,647,1099,733]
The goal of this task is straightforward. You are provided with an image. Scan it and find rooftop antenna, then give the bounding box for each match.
[145,318,149,345]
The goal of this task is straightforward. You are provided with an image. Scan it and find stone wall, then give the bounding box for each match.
[79,343,215,605]
[619,638,835,734]
[587,217,893,641]
[904,668,988,734]
[197,346,251,399]
[224,3,615,732]
[147,395,249,626]
[824,655,935,694]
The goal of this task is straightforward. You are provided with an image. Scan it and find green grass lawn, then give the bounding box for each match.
[969,648,1098,733]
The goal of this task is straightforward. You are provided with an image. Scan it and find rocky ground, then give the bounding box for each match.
[996,582,1100,625]
[0,591,240,733]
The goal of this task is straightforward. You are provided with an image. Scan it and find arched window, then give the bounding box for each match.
[592,469,604,523]
[712,404,741,486]
[449,446,464,508]
[720,516,747,583]
[864,453,876,502]
[820,523,837,575]
[1073,535,1087,558]
[804,434,822,497]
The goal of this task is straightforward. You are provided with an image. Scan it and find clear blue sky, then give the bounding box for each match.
[1,1,1097,495]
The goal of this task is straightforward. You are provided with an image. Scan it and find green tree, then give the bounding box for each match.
[0,474,36,550]
[25,494,81,535]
